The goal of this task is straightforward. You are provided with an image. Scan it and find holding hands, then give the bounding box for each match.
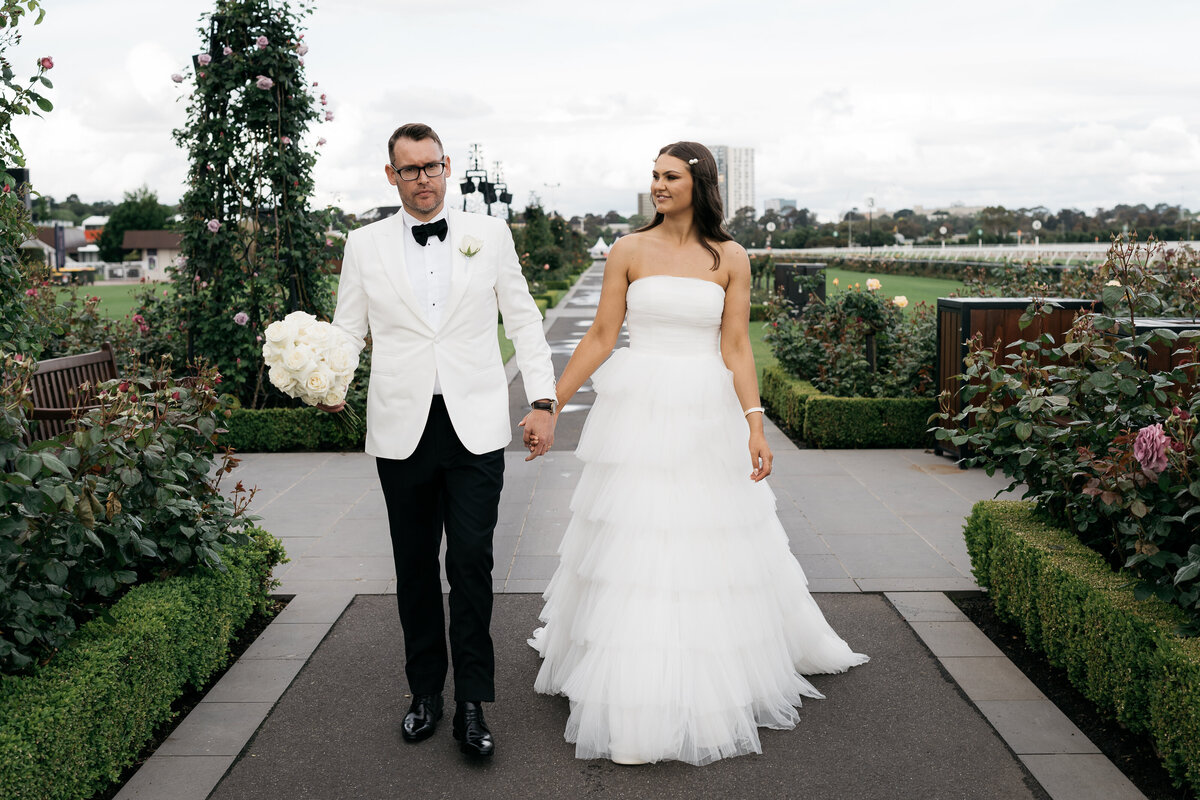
[520,399,558,461]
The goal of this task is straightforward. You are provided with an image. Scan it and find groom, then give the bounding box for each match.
[322,122,558,758]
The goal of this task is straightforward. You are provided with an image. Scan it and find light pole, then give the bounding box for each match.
[765,221,776,251]
[939,225,948,250]
[977,228,983,248]
[866,197,874,254]
[848,207,857,249]
[1032,219,1042,256]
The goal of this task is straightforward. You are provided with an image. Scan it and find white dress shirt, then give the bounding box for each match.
[401,207,451,393]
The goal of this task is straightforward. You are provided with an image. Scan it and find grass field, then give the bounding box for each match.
[53,282,149,320]
[825,268,963,310]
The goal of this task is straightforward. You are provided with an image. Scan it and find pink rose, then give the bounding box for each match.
[256,35,269,49]
[207,218,221,233]
[233,311,249,326]
[25,287,37,296]
[296,42,309,56]
[280,135,292,145]
[324,111,334,121]
[39,56,53,70]
[171,73,185,83]
[256,75,274,90]
[1133,423,1170,476]
[298,58,304,66]
[316,137,327,146]
[197,53,212,66]
[200,281,208,289]
[223,46,233,56]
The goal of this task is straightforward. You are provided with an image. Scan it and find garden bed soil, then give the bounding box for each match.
[952,592,1192,800]
[89,595,293,800]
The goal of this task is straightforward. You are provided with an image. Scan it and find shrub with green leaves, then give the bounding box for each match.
[938,235,1200,624]
[0,354,256,672]
[766,282,936,398]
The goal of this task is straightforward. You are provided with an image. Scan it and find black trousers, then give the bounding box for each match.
[376,396,504,702]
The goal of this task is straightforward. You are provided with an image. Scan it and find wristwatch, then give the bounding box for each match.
[531,398,558,414]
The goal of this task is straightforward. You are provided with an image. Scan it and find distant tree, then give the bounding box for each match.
[626,213,649,230]
[97,185,171,261]
[602,210,625,224]
[978,206,1015,239]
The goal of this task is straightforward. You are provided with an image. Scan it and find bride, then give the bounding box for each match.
[527,141,868,766]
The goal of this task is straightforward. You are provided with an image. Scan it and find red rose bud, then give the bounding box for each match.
[172,391,181,401]
[1171,439,1186,452]
[118,381,129,392]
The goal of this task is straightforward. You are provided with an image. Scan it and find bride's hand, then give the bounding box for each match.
[749,433,773,481]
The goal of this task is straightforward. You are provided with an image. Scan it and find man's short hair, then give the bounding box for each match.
[387,123,444,162]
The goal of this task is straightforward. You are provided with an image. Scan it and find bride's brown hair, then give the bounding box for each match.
[636,141,733,270]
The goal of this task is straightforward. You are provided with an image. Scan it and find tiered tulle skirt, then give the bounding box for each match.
[529,348,869,765]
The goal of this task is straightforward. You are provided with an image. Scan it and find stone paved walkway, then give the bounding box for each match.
[115,263,1146,800]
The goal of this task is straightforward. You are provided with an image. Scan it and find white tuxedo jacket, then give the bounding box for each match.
[331,207,556,460]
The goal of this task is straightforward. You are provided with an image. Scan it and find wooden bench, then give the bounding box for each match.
[28,343,118,442]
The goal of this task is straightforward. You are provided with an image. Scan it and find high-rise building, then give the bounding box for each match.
[765,198,797,214]
[637,192,656,219]
[706,145,755,220]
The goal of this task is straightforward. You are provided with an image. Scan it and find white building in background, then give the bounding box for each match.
[637,192,655,219]
[765,198,797,213]
[705,145,755,220]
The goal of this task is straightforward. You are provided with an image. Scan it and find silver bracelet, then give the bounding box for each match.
[743,406,764,418]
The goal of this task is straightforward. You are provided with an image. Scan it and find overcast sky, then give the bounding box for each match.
[11,0,1200,222]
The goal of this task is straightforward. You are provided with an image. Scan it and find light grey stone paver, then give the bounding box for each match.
[822,534,969,580]
[795,554,852,580]
[238,622,330,661]
[1019,755,1148,800]
[976,700,1101,755]
[279,555,396,582]
[856,577,981,592]
[114,755,235,800]
[154,702,274,756]
[806,578,861,593]
[271,592,354,624]
[908,620,1006,658]
[202,658,307,704]
[941,657,1048,702]
[885,591,968,622]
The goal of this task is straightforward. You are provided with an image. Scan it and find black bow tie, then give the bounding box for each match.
[412,218,448,246]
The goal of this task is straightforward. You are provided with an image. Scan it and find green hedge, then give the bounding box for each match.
[533,289,567,309]
[759,365,820,438]
[221,404,366,452]
[0,527,287,800]
[804,395,937,448]
[543,279,571,291]
[758,364,935,448]
[964,501,1200,792]
[750,303,768,321]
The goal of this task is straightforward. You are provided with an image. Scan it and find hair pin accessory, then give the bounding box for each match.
[688,158,699,165]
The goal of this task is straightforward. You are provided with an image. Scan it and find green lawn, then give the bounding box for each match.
[55,282,149,320]
[825,268,963,310]
[748,319,777,372]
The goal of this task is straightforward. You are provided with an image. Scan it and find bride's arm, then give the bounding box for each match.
[554,241,633,408]
[719,245,773,481]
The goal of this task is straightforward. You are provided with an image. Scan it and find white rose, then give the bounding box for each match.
[458,234,484,257]
[268,364,295,392]
[302,320,334,350]
[265,319,297,347]
[262,342,285,367]
[326,346,356,375]
[305,366,334,398]
[283,343,317,377]
[325,381,347,406]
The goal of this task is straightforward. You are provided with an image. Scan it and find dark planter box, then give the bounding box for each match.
[935,296,1101,462]
[774,262,826,316]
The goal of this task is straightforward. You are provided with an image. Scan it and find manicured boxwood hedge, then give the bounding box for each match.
[533,288,568,309]
[758,364,935,448]
[0,527,287,800]
[964,501,1200,793]
[221,404,366,452]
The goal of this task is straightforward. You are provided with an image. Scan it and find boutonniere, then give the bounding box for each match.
[458,235,483,258]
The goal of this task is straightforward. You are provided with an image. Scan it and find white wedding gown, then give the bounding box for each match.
[529,275,869,766]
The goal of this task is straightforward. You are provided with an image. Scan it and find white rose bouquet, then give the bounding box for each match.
[262,310,362,434]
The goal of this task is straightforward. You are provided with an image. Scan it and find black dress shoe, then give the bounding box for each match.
[402,693,443,742]
[452,701,495,757]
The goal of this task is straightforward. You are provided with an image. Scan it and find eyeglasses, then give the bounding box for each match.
[389,161,446,181]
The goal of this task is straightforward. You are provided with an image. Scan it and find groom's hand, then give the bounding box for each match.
[519,410,557,461]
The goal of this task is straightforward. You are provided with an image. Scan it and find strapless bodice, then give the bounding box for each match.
[625,275,725,357]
